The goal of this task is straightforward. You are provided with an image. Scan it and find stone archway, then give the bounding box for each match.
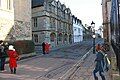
[57,33,63,45]
[50,32,56,47]
[64,34,68,44]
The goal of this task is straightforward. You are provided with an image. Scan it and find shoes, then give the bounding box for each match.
[11,68,16,74]
[95,77,98,80]
[0,70,7,72]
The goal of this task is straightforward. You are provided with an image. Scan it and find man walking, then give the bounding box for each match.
[42,42,45,55]
[0,41,8,72]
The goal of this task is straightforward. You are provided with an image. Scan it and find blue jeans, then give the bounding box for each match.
[93,68,106,80]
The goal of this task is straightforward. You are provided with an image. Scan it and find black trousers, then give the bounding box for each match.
[10,68,16,74]
[0,57,6,70]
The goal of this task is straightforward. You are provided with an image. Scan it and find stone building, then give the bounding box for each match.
[0,0,14,40]
[102,0,120,73]
[32,0,73,50]
[0,0,32,41]
[110,0,120,73]
[72,15,83,43]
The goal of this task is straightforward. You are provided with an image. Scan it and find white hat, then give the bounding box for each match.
[9,45,15,51]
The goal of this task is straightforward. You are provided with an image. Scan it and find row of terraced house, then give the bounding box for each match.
[0,0,84,53]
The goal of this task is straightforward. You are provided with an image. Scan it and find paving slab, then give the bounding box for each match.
[72,53,112,80]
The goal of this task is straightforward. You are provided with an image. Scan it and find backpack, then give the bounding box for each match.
[104,54,110,71]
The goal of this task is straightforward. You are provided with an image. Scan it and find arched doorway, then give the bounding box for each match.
[64,34,68,44]
[58,33,63,45]
[50,32,56,47]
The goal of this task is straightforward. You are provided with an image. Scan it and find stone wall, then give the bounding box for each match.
[14,21,31,40]
[14,0,31,22]
[13,0,32,40]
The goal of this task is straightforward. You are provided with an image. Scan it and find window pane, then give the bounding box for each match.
[7,0,11,10]
[33,18,37,27]
[34,34,38,43]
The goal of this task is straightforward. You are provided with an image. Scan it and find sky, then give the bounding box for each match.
[59,0,103,30]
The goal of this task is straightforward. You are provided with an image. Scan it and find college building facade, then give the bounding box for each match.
[32,0,73,50]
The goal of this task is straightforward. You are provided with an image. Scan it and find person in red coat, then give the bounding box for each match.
[45,42,50,54]
[7,45,19,74]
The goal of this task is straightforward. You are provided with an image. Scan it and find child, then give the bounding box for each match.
[7,45,19,74]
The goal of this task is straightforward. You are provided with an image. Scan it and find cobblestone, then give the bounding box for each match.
[0,39,112,80]
[70,52,111,80]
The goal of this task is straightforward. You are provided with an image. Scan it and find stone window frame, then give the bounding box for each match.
[50,33,56,42]
[34,34,39,43]
[7,0,11,10]
[49,4,51,12]
[58,33,62,41]
[52,5,55,13]
[50,18,52,27]
[50,18,55,28]
[53,18,55,27]
[78,28,81,33]
[33,17,37,27]
[64,34,68,41]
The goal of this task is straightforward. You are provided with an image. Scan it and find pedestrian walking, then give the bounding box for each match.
[45,42,50,54]
[7,45,19,74]
[93,46,106,80]
[0,41,8,72]
[42,42,45,54]
[96,44,101,52]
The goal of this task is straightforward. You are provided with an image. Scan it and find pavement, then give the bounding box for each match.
[0,51,112,80]
[70,49,112,80]
[0,38,113,80]
[58,47,112,80]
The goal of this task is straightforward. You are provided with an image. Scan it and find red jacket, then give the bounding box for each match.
[7,50,19,68]
[45,43,50,53]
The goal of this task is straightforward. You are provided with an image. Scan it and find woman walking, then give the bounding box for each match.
[93,45,106,80]
[7,45,19,74]
[45,42,50,54]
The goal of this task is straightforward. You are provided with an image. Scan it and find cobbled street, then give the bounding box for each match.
[0,39,103,80]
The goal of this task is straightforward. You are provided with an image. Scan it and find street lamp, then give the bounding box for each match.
[91,21,96,54]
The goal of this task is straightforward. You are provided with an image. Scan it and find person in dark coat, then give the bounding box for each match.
[0,40,3,71]
[93,48,106,80]
[42,42,46,54]
[0,41,8,72]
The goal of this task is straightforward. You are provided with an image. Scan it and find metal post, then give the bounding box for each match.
[91,21,96,54]
[93,33,96,54]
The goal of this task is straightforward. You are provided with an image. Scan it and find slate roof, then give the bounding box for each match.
[32,0,44,8]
